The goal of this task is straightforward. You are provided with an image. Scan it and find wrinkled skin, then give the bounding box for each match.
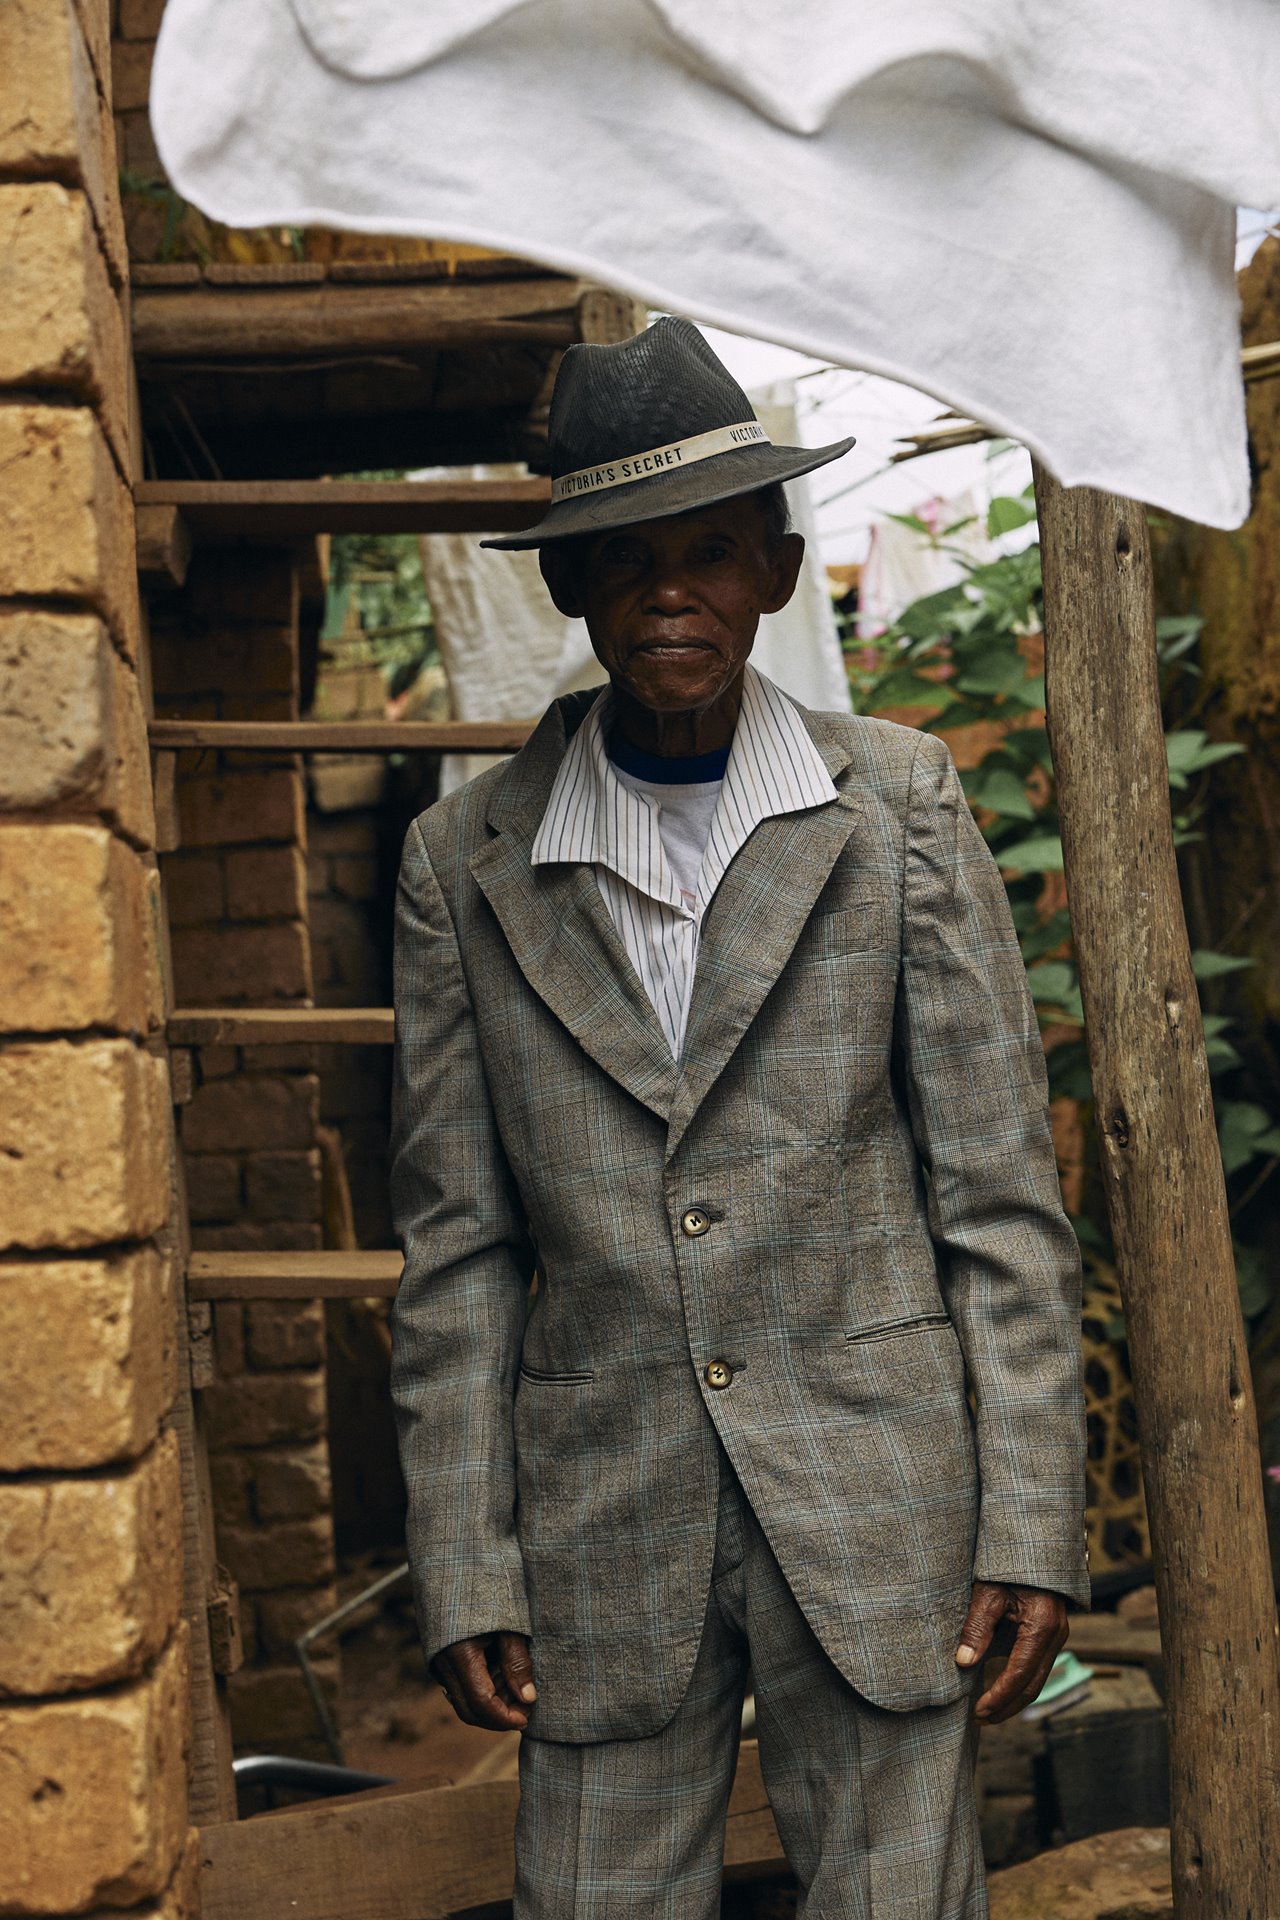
[434,494,1070,1731]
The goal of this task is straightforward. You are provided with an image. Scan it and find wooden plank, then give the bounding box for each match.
[187,1250,403,1300]
[132,279,583,361]
[136,503,193,592]
[1067,1615,1163,1678]
[198,1745,782,1920]
[133,479,549,539]
[168,1008,394,1046]
[148,719,534,754]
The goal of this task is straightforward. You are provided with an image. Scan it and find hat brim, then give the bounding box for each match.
[479,435,855,550]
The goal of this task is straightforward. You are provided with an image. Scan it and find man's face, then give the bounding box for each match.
[540,496,803,717]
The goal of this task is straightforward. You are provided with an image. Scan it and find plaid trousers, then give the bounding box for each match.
[514,1439,987,1919]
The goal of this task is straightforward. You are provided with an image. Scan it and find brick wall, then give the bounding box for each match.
[149,549,341,1758]
[0,2,197,1912]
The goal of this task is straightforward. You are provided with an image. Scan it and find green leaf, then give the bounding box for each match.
[1166,730,1246,788]
[954,652,1030,697]
[996,834,1065,873]
[969,767,1037,820]
[1235,1244,1276,1321]
[1002,727,1054,772]
[987,495,1039,537]
[1191,950,1258,981]
[867,668,956,710]
[1218,1102,1280,1175]
[884,511,935,537]
[1020,909,1073,962]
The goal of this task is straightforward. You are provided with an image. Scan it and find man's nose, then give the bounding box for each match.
[644,567,697,612]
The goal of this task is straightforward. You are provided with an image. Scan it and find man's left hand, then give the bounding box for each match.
[955,1579,1068,1723]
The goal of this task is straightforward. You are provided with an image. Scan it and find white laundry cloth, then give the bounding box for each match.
[151,1,1280,529]
[857,489,992,638]
[422,386,850,794]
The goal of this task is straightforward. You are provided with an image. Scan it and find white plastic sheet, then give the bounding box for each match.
[152,0,1280,528]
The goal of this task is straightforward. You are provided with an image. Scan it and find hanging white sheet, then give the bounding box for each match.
[151,0,1280,529]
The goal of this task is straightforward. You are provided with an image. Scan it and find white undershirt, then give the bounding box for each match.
[610,766,723,914]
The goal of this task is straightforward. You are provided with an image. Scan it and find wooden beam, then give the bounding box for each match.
[136,503,193,591]
[148,719,534,754]
[187,1250,403,1300]
[197,1744,784,1920]
[1033,464,1280,1919]
[1066,1615,1163,1680]
[168,1008,394,1046]
[133,479,549,540]
[132,278,584,361]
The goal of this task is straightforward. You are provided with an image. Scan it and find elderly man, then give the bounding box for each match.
[389,317,1087,1919]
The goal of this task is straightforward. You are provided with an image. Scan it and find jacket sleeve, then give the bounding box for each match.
[388,814,535,1664]
[896,731,1089,1606]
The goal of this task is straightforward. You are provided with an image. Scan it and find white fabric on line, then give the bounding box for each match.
[422,386,850,795]
[151,0,1280,529]
[531,664,836,1056]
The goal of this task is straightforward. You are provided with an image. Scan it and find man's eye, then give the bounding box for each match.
[602,544,643,566]
[700,544,731,562]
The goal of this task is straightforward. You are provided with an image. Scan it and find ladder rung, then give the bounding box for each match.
[188,1250,402,1300]
[168,1008,394,1046]
[134,478,549,538]
[148,719,534,753]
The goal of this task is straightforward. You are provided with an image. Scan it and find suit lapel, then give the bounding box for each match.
[469,697,678,1121]
[665,786,864,1157]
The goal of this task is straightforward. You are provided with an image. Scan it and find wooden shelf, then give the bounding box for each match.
[168,1008,394,1046]
[188,1250,402,1300]
[149,718,534,753]
[133,477,549,539]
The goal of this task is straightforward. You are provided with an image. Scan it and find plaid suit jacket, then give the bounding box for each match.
[389,689,1088,1743]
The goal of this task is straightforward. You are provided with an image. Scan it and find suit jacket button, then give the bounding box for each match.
[704,1360,733,1389]
[682,1208,711,1237]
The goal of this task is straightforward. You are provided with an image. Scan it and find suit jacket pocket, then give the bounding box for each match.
[519,1363,595,1384]
[844,1311,952,1346]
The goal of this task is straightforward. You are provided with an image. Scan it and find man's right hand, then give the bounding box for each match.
[433,1633,536,1730]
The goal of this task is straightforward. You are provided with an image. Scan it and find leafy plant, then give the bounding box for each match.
[845,500,1278,1320]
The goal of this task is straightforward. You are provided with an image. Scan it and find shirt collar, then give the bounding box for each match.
[531,665,838,904]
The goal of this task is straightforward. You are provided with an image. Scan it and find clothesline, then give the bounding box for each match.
[889,339,1280,467]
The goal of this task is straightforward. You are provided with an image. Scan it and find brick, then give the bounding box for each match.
[85,1828,202,1920]
[311,814,378,856]
[222,551,299,628]
[163,851,224,926]
[110,36,153,109]
[208,1453,254,1529]
[198,1044,237,1078]
[227,1653,337,1751]
[0,611,151,841]
[181,1072,318,1152]
[117,104,164,181]
[332,853,379,901]
[202,1372,328,1450]
[191,1221,322,1253]
[0,1624,190,1913]
[0,406,137,660]
[184,1153,240,1223]
[0,184,130,472]
[251,1440,332,1520]
[169,920,311,1004]
[0,1430,181,1695]
[224,843,308,922]
[237,1590,260,1665]
[0,824,160,1034]
[0,0,128,283]
[252,1043,320,1071]
[212,1300,246,1377]
[0,1040,169,1251]
[119,0,169,38]
[219,1516,335,1592]
[0,1246,175,1471]
[244,1149,321,1223]
[150,626,297,701]
[309,755,388,813]
[307,851,329,895]
[245,1298,326,1371]
[257,1582,338,1658]
[177,767,304,848]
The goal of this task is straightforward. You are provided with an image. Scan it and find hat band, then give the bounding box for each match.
[551,420,771,505]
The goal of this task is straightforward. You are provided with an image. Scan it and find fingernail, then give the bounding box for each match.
[956,1646,976,1667]
[520,1682,537,1703]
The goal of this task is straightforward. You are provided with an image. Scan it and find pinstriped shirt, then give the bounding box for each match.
[531,664,838,1057]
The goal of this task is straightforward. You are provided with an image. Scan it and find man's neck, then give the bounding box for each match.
[608,670,745,757]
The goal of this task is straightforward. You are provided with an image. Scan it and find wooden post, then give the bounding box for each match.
[1033,465,1280,1915]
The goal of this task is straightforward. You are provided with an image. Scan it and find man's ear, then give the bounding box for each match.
[539,543,584,619]
[761,531,805,616]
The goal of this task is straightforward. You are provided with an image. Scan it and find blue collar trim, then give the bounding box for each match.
[607,733,731,785]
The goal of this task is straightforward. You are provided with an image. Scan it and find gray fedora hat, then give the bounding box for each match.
[481,315,854,550]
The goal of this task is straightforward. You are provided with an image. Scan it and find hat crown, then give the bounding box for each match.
[548,316,758,477]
